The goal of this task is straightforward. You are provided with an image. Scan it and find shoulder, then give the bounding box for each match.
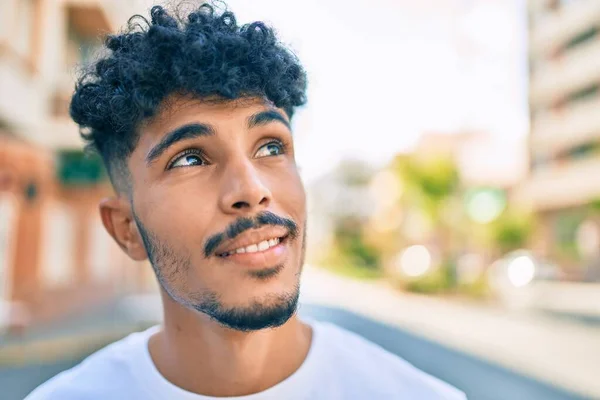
[24,327,157,400]
[312,321,467,399]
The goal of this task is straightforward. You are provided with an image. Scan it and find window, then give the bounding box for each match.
[0,194,17,304]
[57,150,107,186]
[41,202,75,288]
[87,216,113,284]
[14,0,36,59]
[566,84,598,105]
[554,140,600,162]
[563,26,598,52]
[0,0,40,71]
[568,141,600,160]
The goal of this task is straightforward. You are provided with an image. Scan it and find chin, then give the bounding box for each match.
[201,284,301,332]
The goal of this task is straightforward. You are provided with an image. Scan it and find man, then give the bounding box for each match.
[27,3,466,399]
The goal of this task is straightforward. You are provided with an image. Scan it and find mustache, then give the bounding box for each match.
[204,211,298,257]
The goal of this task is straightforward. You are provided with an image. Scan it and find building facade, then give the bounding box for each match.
[520,0,600,276]
[0,0,156,333]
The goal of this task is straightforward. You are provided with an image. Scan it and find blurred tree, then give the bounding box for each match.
[392,155,460,222]
[589,198,600,214]
[394,155,461,247]
[386,154,463,291]
[488,210,533,255]
[321,216,382,280]
[316,159,382,279]
[334,217,380,269]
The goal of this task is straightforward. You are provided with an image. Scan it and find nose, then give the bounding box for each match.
[218,159,272,215]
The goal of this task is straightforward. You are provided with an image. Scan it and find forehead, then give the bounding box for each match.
[141,95,284,139]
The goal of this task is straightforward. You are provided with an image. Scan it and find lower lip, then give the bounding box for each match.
[218,239,288,268]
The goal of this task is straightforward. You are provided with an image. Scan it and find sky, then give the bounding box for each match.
[138,0,529,184]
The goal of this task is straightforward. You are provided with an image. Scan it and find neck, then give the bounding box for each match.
[148,290,313,397]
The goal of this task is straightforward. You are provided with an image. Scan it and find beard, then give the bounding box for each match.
[132,210,305,332]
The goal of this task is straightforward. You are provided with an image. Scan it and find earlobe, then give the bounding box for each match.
[99,197,148,261]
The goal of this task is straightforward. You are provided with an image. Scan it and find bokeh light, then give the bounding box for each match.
[465,188,506,224]
[507,255,536,288]
[397,245,432,278]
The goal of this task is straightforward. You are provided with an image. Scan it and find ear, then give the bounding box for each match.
[99,197,148,261]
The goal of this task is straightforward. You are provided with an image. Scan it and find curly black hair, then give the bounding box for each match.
[70,2,307,192]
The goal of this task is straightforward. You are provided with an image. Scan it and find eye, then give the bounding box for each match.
[255,141,285,158]
[168,149,206,169]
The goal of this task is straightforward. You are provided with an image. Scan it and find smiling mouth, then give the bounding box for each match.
[217,235,289,258]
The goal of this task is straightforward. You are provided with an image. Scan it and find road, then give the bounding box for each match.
[1,304,586,400]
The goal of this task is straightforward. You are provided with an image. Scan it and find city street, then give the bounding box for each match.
[1,266,596,400]
[0,303,585,400]
[0,1,598,399]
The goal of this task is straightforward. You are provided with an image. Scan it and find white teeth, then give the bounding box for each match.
[221,237,282,257]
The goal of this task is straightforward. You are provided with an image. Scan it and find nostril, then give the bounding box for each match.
[232,201,249,209]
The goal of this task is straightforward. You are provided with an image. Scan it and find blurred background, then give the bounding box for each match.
[1,0,599,399]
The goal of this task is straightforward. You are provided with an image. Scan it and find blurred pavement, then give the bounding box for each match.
[300,266,600,399]
[1,302,586,400]
[0,266,597,399]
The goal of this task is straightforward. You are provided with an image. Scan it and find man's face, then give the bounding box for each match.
[127,96,306,331]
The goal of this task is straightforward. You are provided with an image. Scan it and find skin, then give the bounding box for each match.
[99,95,312,396]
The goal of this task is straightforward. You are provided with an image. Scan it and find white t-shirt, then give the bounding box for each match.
[26,320,466,399]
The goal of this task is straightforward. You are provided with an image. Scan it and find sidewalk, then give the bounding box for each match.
[299,265,600,399]
[0,298,155,366]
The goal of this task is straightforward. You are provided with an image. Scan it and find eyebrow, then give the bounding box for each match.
[247,110,291,131]
[145,110,290,166]
[146,123,215,165]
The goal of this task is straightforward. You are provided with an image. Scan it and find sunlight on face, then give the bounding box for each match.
[129,96,307,331]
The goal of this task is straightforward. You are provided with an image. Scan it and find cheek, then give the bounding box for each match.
[272,167,306,221]
[140,183,217,245]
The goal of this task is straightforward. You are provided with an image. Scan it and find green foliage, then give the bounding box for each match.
[320,217,383,280]
[556,241,581,262]
[334,220,380,269]
[554,211,584,262]
[489,211,533,253]
[402,265,454,294]
[394,156,459,200]
[320,249,383,280]
[457,276,490,299]
[392,155,460,224]
[418,160,460,201]
[589,198,600,214]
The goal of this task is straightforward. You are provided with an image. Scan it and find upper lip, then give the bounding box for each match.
[213,226,289,256]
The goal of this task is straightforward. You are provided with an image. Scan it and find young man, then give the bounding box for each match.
[27,3,466,399]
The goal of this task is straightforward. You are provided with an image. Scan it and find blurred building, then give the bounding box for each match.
[306,159,376,262]
[0,0,154,333]
[518,0,600,273]
[306,132,521,266]
[414,132,526,189]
